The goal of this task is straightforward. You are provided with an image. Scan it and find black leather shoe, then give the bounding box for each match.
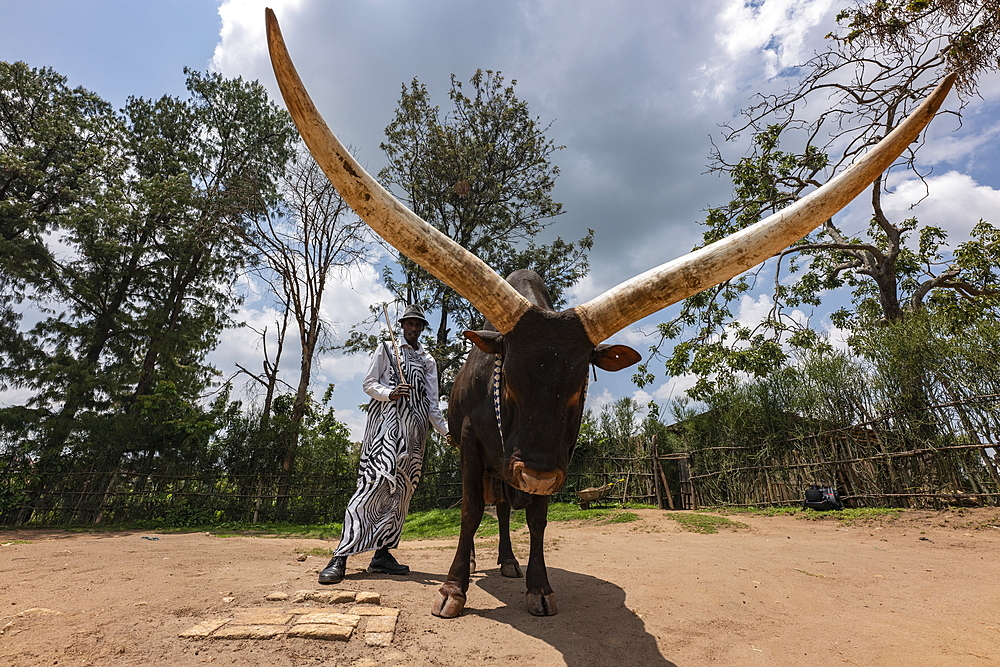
[318,555,347,584]
[367,548,409,575]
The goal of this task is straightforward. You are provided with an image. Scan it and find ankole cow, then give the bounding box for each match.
[264,9,954,618]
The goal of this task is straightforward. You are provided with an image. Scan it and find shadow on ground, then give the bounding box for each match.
[473,567,677,667]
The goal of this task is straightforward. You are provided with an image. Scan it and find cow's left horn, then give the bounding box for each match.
[265,9,532,334]
[574,72,956,345]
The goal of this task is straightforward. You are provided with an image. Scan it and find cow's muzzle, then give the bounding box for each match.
[510,461,565,495]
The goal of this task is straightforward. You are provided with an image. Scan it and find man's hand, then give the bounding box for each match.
[446,433,454,446]
[388,383,411,400]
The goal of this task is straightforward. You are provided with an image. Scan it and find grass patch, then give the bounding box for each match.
[668,513,748,534]
[712,505,801,517]
[1,540,32,546]
[397,508,510,541]
[206,522,344,539]
[706,505,904,525]
[400,503,640,540]
[3,503,640,542]
[804,507,902,524]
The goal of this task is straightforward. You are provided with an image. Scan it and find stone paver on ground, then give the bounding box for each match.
[176,588,399,646]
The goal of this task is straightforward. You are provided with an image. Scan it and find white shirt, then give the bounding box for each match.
[362,337,449,437]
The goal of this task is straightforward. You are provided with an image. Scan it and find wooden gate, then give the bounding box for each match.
[657,452,697,510]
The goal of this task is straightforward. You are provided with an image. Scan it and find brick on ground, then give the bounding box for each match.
[212,624,285,640]
[287,623,353,641]
[364,615,396,633]
[295,612,360,627]
[355,591,380,604]
[350,606,399,616]
[178,618,232,638]
[292,589,356,604]
[231,611,294,625]
[364,632,393,647]
[313,589,357,604]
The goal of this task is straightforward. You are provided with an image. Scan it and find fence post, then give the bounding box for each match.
[657,456,676,510]
[650,437,664,510]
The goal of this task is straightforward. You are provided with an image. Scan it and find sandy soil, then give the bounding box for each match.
[2,508,999,667]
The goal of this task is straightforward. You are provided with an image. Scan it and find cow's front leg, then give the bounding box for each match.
[523,494,556,616]
[432,454,484,618]
[496,495,522,578]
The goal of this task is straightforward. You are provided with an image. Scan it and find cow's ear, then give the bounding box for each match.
[464,330,504,355]
[592,344,641,371]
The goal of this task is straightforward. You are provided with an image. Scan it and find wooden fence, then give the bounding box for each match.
[3,396,999,525]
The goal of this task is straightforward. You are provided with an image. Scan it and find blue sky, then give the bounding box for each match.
[4,0,999,439]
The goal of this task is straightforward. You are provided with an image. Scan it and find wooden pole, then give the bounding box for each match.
[651,437,664,510]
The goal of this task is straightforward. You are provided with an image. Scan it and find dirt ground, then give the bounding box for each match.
[2,507,999,667]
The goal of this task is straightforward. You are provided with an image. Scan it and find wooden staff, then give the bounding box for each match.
[381,303,407,387]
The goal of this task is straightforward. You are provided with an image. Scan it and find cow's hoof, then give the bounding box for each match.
[432,587,466,618]
[525,592,558,616]
[470,555,477,575]
[499,559,522,578]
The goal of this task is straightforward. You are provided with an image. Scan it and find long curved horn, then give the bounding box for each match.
[574,73,956,345]
[265,9,531,334]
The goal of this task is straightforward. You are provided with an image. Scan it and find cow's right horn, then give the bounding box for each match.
[265,9,532,334]
[574,72,956,345]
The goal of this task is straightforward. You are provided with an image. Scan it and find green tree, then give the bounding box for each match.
[0,65,296,517]
[0,62,119,394]
[638,1,1000,399]
[294,384,356,479]
[355,69,592,389]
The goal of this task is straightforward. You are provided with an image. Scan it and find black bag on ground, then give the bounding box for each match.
[803,484,843,511]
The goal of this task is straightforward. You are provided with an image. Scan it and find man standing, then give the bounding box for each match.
[319,304,449,584]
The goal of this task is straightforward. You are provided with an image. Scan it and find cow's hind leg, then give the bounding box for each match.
[523,494,557,616]
[496,493,522,578]
[432,451,484,618]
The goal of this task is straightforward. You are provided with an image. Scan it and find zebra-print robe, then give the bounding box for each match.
[335,340,445,556]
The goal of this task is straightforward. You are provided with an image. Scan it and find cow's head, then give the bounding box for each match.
[464,304,640,495]
[264,9,954,494]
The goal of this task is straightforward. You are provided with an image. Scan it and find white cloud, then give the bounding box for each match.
[921,117,1000,169]
[719,0,834,64]
[651,374,700,403]
[880,171,1000,241]
[584,387,615,415]
[632,389,653,406]
[699,0,836,101]
[818,319,851,353]
[334,406,370,444]
[211,0,305,75]
[318,262,395,343]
